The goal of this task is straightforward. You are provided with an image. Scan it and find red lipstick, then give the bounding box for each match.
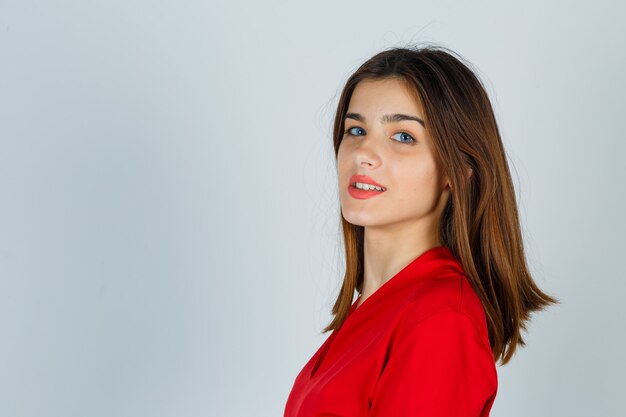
[348,174,387,200]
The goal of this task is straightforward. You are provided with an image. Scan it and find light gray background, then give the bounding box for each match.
[1,1,624,416]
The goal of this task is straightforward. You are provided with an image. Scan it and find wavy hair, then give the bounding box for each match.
[323,43,560,366]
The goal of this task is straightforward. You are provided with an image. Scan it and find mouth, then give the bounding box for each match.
[349,182,387,192]
[347,174,387,199]
[349,174,387,192]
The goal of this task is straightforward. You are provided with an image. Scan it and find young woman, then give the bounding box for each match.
[283,44,559,417]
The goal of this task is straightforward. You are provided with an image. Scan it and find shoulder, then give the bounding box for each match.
[372,305,499,415]
[396,270,492,355]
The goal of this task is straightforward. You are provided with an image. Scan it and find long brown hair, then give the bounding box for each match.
[323,43,560,366]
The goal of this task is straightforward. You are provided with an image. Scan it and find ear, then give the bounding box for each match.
[445,167,473,190]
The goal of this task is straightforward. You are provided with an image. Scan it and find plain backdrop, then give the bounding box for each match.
[1,1,624,416]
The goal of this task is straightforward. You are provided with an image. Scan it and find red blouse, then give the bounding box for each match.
[283,245,498,417]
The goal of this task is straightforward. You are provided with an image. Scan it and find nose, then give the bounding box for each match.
[353,135,382,168]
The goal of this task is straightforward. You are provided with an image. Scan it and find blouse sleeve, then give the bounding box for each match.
[368,310,498,417]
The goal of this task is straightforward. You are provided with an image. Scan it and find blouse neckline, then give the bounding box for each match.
[308,245,461,379]
[349,245,455,317]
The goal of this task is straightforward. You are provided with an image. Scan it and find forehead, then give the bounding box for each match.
[348,78,424,117]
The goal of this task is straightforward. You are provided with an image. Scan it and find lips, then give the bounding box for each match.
[349,174,386,189]
[347,174,387,200]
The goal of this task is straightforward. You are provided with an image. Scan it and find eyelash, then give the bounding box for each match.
[343,126,416,144]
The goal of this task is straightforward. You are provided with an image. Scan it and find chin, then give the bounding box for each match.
[341,213,379,227]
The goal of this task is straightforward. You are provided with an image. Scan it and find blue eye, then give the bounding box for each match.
[391,132,416,144]
[345,126,365,136]
[343,126,416,144]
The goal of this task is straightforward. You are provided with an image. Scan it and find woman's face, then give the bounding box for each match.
[337,77,451,236]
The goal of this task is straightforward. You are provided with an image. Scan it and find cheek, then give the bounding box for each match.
[337,143,351,174]
[337,143,344,163]
[398,162,440,198]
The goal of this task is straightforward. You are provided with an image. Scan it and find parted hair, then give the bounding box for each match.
[324,43,560,366]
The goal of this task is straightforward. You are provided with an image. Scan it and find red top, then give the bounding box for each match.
[283,245,498,417]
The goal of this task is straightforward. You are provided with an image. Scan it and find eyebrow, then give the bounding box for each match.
[345,112,425,128]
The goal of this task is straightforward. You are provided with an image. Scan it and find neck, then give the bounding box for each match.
[359,221,441,304]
